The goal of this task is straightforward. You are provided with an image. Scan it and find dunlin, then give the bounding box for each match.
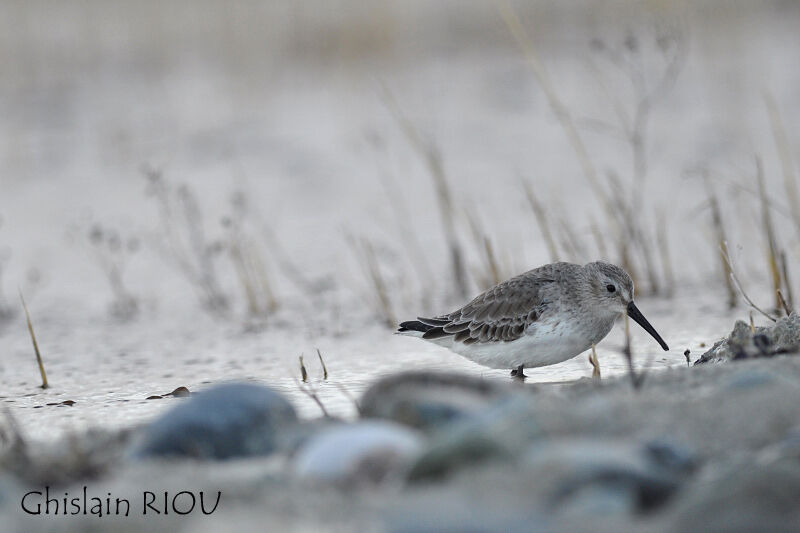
[398,261,668,378]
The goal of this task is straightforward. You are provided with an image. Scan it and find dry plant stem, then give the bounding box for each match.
[143,168,228,314]
[225,192,279,317]
[592,25,687,293]
[627,28,688,210]
[624,192,660,295]
[224,205,278,317]
[623,314,655,390]
[292,376,329,418]
[495,0,615,217]
[780,251,794,310]
[521,178,560,261]
[19,291,48,389]
[381,86,468,299]
[497,0,673,294]
[360,238,396,327]
[261,225,318,296]
[589,344,601,379]
[464,207,503,289]
[378,172,435,290]
[589,217,609,259]
[622,314,641,390]
[230,241,262,316]
[316,349,329,381]
[299,355,308,383]
[707,188,737,308]
[557,215,588,263]
[656,211,675,298]
[749,311,755,333]
[777,289,792,317]
[635,227,660,294]
[333,382,361,415]
[755,157,783,310]
[482,237,502,287]
[605,172,639,288]
[720,245,777,322]
[764,91,800,233]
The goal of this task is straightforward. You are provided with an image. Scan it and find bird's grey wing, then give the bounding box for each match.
[421,269,558,344]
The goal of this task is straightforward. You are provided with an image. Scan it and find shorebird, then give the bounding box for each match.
[398,261,668,378]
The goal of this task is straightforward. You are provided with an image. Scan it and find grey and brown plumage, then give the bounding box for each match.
[398,261,668,377]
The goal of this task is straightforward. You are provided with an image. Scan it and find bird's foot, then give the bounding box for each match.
[510,365,527,380]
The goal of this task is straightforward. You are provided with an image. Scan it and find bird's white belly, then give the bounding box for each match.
[440,319,611,370]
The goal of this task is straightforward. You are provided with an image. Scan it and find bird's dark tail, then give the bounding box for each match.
[397,320,434,333]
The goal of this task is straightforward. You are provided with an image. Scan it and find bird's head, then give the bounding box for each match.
[585,261,669,351]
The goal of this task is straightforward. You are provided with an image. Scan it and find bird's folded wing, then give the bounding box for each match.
[421,274,556,344]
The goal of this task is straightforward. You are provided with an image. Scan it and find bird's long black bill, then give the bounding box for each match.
[626,301,669,351]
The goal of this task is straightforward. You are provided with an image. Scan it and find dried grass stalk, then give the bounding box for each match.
[20,291,48,389]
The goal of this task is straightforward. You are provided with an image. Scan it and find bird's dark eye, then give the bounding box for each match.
[606,284,616,293]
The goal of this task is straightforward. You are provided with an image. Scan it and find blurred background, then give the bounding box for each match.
[1,0,799,431]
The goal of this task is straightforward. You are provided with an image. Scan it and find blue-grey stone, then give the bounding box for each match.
[524,439,695,514]
[360,371,506,434]
[406,396,540,482]
[131,382,297,460]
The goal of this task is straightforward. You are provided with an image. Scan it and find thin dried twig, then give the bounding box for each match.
[494,0,609,211]
[299,355,308,383]
[777,289,792,317]
[20,290,48,389]
[377,171,435,295]
[622,314,657,389]
[764,91,800,234]
[360,239,396,327]
[589,217,609,259]
[333,382,361,415]
[464,207,504,289]
[380,86,467,299]
[588,344,601,379]
[719,244,777,322]
[521,178,560,261]
[622,314,641,390]
[292,375,329,418]
[706,185,737,309]
[780,250,794,310]
[344,234,396,327]
[755,156,783,310]
[316,349,329,381]
[655,210,675,298]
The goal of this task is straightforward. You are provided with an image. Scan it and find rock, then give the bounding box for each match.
[696,313,800,364]
[524,439,695,515]
[664,458,800,533]
[756,426,800,463]
[131,382,297,460]
[292,421,424,485]
[406,396,540,482]
[359,371,507,434]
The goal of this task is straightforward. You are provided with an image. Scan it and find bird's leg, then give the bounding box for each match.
[510,364,527,380]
